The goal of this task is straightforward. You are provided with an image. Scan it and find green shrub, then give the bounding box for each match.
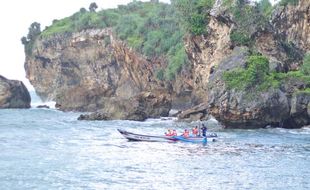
[277,70,310,87]
[41,11,106,37]
[165,45,188,80]
[127,36,143,50]
[257,0,273,18]
[226,0,270,48]
[230,30,252,46]
[172,0,215,35]
[41,17,75,37]
[296,88,310,94]
[188,13,206,35]
[156,69,165,81]
[21,22,41,55]
[301,53,310,75]
[223,55,270,90]
[223,52,310,92]
[279,0,299,6]
[223,68,248,90]
[258,72,282,91]
[100,10,120,27]
[247,55,269,85]
[142,30,165,57]
[222,0,234,8]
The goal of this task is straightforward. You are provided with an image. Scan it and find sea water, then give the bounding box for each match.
[0,106,309,189]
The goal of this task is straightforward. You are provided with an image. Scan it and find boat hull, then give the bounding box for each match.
[117,129,176,142]
[118,129,217,143]
[172,136,207,143]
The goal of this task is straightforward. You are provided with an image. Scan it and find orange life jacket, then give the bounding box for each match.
[192,128,198,135]
[165,130,173,136]
[183,131,189,137]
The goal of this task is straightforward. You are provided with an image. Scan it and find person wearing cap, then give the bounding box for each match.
[192,126,199,136]
[201,124,207,137]
[165,129,173,136]
[172,129,177,136]
[182,129,190,138]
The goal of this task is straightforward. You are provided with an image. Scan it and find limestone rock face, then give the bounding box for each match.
[183,15,233,103]
[272,0,310,52]
[179,0,310,128]
[25,29,162,112]
[179,47,309,128]
[0,76,31,108]
[254,0,310,71]
[288,92,310,128]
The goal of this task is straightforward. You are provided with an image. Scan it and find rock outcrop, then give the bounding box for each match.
[178,0,310,128]
[25,29,165,113]
[78,90,171,121]
[287,92,310,128]
[0,75,31,108]
[272,0,310,53]
[205,47,290,128]
[254,0,310,71]
[183,14,233,103]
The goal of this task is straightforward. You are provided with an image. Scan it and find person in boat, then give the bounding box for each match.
[201,124,207,137]
[172,129,177,136]
[192,126,199,137]
[182,129,190,138]
[165,129,173,136]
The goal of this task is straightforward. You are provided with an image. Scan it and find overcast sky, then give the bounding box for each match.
[0,0,277,90]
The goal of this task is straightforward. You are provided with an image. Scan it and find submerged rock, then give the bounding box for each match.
[178,103,209,121]
[78,112,109,121]
[0,75,31,108]
[36,105,50,109]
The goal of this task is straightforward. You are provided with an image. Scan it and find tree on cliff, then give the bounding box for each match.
[21,37,28,45]
[21,22,41,55]
[27,22,41,41]
[89,2,98,12]
[80,7,87,14]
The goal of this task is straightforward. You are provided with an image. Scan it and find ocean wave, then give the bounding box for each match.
[267,127,310,135]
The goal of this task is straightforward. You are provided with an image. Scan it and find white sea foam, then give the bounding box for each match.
[29,90,56,109]
[31,101,56,109]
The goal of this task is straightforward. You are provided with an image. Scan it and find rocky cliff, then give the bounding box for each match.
[179,0,310,128]
[0,75,31,108]
[25,29,167,112]
[24,0,309,127]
